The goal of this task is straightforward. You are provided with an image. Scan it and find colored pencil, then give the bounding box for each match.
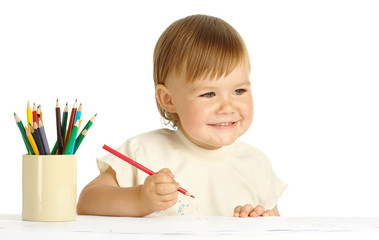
[14,113,34,155]
[56,99,64,154]
[63,99,77,152]
[27,101,33,132]
[32,103,38,123]
[51,141,58,155]
[103,144,195,198]
[64,120,79,155]
[25,126,40,155]
[69,103,82,154]
[38,119,50,155]
[74,113,97,153]
[78,119,83,132]
[39,104,43,121]
[33,121,46,155]
[37,105,41,122]
[61,103,68,142]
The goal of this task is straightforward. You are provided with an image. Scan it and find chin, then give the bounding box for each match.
[213,137,237,147]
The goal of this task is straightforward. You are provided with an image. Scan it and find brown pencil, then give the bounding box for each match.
[56,99,64,154]
[63,99,77,152]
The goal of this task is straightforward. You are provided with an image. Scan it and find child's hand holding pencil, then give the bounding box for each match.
[139,168,181,212]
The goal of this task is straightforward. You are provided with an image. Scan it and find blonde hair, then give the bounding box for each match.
[153,14,250,128]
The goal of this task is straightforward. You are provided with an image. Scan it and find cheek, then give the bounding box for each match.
[242,97,254,123]
[179,102,210,131]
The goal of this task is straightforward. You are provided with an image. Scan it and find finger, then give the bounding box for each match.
[157,168,175,178]
[155,182,180,195]
[150,172,176,184]
[156,190,179,203]
[263,210,273,217]
[162,191,179,203]
[239,204,254,218]
[250,205,265,217]
[156,198,178,211]
[233,205,242,217]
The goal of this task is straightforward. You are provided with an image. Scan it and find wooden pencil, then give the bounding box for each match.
[74,113,96,153]
[38,119,50,154]
[63,99,77,152]
[39,104,43,121]
[103,144,195,198]
[64,120,79,155]
[61,103,68,142]
[27,101,33,132]
[37,105,41,122]
[25,126,40,155]
[14,113,34,155]
[51,141,58,155]
[33,121,46,155]
[32,103,38,123]
[56,99,64,154]
[69,103,82,154]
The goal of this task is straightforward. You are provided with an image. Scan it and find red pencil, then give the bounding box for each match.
[32,103,38,123]
[103,144,195,198]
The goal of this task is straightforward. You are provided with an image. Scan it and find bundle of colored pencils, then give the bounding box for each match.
[14,99,96,155]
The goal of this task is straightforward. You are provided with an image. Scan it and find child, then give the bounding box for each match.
[77,14,286,218]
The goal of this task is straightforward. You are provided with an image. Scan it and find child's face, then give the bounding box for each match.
[165,64,253,149]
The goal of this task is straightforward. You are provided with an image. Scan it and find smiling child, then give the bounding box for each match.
[77,14,286,218]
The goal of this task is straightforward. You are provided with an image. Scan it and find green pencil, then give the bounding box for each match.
[51,141,58,155]
[64,119,79,155]
[14,113,34,155]
[74,113,97,153]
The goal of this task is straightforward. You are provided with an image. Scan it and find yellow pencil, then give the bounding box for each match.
[27,101,33,131]
[25,126,40,155]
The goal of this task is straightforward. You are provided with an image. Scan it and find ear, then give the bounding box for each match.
[155,84,176,113]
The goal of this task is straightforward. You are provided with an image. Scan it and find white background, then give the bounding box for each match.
[1,0,378,217]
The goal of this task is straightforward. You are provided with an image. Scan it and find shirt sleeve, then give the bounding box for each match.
[96,139,137,187]
[262,165,287,211]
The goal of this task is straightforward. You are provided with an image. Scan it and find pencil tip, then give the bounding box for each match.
[185,191,195,198]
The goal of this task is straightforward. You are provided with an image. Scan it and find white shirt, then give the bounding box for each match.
[97,129,287,216]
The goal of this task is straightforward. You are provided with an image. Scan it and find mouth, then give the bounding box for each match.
[208,121,238,128]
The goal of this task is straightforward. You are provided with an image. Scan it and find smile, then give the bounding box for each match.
[208,122,237,128]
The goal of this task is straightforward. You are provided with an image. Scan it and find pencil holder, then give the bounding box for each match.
[22,154,77,221]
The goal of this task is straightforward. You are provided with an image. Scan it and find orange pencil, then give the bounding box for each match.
[63,99,77,152]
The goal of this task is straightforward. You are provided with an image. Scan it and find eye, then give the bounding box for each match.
[199,92,216,98]
[233,89,247,95]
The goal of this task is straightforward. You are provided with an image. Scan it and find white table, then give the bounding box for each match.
[1,214,379,239]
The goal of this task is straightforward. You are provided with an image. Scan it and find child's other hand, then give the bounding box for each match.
[139,168,179,213]
[233,204,274,218]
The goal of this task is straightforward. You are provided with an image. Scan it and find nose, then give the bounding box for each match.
[216,96,235,115]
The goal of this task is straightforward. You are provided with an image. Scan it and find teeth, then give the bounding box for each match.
[214,122,233,126]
